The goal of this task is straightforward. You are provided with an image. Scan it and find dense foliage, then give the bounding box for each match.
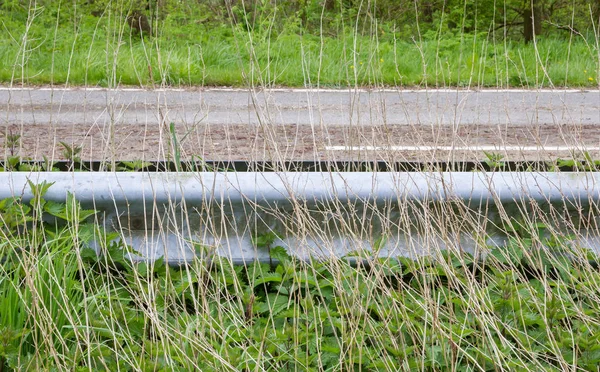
[0,0,599,87]
[4,0,598,41]
[0,183,600,370]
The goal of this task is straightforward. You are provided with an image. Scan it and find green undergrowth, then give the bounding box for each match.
[5,139,600,172]
[1,5,599,88]
[0,182,600,370]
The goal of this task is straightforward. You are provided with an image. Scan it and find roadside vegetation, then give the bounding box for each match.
[3,1,600,371]
[2,181,600,370]
[0,0,599,87]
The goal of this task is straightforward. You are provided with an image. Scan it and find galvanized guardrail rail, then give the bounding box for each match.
[2,171,599,263]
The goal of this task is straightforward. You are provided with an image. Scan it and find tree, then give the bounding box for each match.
[126,10,153,36]
[523,0,542,43]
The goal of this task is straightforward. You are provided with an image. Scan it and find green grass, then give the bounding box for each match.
[3,2,600,370]
[1,180,600,370]
[1,9,599,88]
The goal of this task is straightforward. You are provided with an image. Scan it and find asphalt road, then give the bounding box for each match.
[1,87,600,162]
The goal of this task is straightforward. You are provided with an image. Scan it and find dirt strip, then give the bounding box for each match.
[4,123,600,163]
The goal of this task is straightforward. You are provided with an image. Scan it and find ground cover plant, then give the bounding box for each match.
[3,1,600,371]
[1,0,599,87]
[0,182,599,370]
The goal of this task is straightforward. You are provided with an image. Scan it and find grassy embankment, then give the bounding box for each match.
[1,183,600,370]
[0,6,599,88]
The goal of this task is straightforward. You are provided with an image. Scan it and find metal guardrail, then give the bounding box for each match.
[10,171,600,204]
[2,171,599,263]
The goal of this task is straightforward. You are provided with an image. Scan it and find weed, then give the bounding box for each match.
[0,183,596,369]
[59,142,84,171]
[252,230,280,266]
[116,160,152,172]
[3,132,20,157]
[483,151,506,171]
[168,122,181,172]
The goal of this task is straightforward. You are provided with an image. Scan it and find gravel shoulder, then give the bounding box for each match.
[2,87,599,162]
[8,123,600,163]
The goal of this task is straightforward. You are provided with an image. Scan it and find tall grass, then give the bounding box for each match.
[1,176,600,370]
[1,1,600,371]
[1,30,598,87]
[0,5,599,88]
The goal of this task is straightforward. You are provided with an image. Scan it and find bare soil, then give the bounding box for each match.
[5,123,600,163]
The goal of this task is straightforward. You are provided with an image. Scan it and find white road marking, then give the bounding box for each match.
[326,145,600,152]
[0,86,595,93]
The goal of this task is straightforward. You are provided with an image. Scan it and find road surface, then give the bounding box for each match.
[1,87,599,162]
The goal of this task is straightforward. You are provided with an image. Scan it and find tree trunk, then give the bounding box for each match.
[523,0,542,43]
[421,1,434,23]
[324,0,336,11]
[594,0,600,29]
[127,10,153,36]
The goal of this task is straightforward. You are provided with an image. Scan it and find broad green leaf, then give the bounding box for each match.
[269,245,290,263]
[253,272,283,287]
